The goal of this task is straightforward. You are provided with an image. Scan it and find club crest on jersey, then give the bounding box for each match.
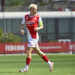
[26,17,28,20]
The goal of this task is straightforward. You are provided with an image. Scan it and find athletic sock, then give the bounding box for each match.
[25,65,29,69]
[48,61,51,65]
[42,55,49,62]
[26,58,31,65]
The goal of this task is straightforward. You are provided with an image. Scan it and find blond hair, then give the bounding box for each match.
[29,4,37,9]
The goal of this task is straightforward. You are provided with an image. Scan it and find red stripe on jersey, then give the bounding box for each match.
[25,14,39,39]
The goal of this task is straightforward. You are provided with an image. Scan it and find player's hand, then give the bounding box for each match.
[20,29,24,35]
[35,28,39,31]
[35,26,43,31]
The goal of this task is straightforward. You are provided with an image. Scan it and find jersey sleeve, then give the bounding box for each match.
[21,16,25,24]
[38,17,43,26]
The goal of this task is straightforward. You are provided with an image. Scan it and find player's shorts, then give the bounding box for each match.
[28,38,38,47]
[27,30,39,47]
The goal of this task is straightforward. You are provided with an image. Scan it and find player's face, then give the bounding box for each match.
[30,7,37,15]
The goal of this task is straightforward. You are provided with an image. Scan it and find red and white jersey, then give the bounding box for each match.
[21,14,43,40]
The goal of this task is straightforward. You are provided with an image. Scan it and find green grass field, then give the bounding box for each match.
[0,54,75,75]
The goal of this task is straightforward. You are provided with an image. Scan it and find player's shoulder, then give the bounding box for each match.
[25,14,30,17]
[36,13,40,17]
[35,13,40,19]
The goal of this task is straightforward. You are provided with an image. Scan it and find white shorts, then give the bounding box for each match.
[27,30,39,47]
[28,39,38,47]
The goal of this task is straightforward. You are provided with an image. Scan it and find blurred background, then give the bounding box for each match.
[0,0,75,11]
[0,0,75,43]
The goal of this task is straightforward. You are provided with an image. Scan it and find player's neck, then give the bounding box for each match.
[30,13,36,16]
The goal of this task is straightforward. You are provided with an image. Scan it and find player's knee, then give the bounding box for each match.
[27,50,31,54]
[27,47,32,54]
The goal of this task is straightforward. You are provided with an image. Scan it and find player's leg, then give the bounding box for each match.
[27,47,33,58]
[19,47,32,72]
[26,47,33,69]
[33,45,54,71]
[33,44,45,57]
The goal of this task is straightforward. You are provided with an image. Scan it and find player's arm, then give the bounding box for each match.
[20,17,25,35]
[20,24,24,35]
[35,17,43,31]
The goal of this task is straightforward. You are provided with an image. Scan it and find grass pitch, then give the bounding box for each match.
[0,54,75,75]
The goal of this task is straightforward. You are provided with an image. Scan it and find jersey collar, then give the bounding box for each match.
[29,13,37,17]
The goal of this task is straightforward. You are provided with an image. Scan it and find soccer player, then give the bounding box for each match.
[19,4,54,72]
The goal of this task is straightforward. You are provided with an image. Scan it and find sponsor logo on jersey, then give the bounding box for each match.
[26,21,35,25]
